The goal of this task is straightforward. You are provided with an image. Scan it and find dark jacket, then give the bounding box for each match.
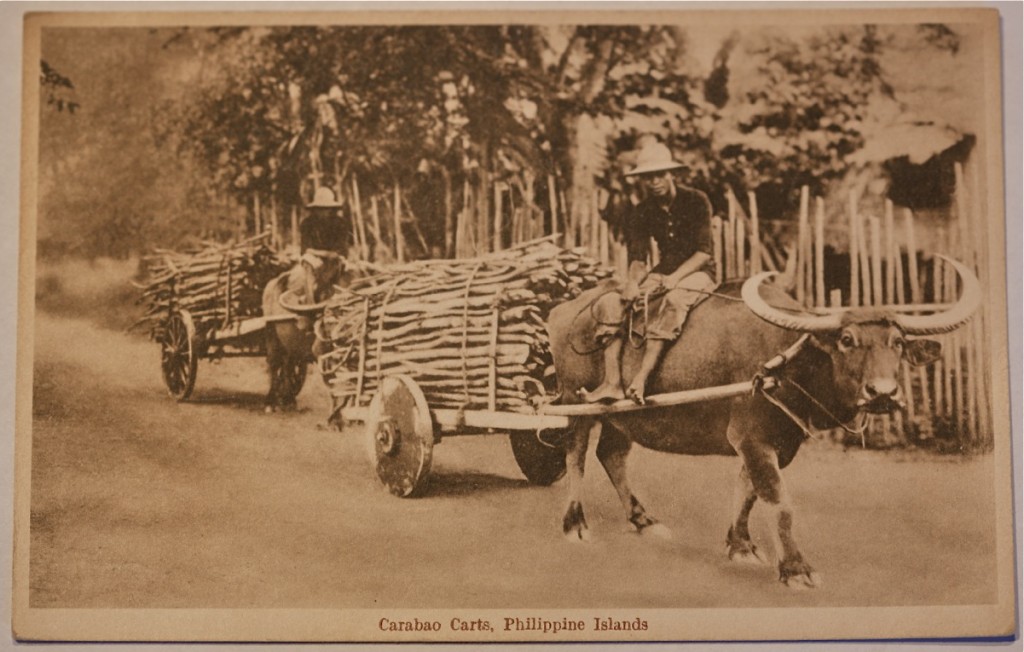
[625,186,715,277]
[300,208,349,253]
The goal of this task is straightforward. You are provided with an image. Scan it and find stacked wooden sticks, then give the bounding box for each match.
[133,234,295,338]
[317,238,612,411]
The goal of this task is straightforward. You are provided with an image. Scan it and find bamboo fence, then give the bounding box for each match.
[245,166,990,448]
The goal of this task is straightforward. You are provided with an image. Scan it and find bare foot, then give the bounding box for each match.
[578,383,626,403]
[625,380,647,405]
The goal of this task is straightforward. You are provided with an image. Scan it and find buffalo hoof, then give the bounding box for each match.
[563,501,591,542]
[779,560,821,589]
[726,529,768,564]
[639,522,672,540]
[264,405,277,414]
[727,542,768,565]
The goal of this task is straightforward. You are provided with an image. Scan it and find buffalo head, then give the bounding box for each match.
[741,256,980,415]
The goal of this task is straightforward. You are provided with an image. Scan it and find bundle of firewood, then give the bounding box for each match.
[133,234,295,338]
[317,238,612,411]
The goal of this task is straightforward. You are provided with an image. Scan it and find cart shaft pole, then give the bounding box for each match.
[340,378,768,432]
[537,379,762,417]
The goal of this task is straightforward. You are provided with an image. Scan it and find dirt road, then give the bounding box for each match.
[30,310,998,609]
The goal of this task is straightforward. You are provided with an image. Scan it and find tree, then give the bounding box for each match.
[168,22,968,258]
[710,26,894,214]
[39,28,235,258]
[173,26,553,256]
[40,60,78,113]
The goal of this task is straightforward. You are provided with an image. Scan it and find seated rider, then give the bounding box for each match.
[580,140,717,405]
[296,186,350,303]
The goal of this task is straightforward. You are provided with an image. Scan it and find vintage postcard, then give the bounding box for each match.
[12,5,1016,643]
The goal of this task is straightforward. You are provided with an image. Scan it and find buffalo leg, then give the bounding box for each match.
[264,328,283,411]
[596,422,670,538]
[278,353,299,410]
[725,466,766,563]
[740,442,819,588]
[562,416,594,541]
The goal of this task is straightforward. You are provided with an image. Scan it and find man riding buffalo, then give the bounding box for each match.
[261,186,350,410]
[548,255,979,587]
[294,186,351,304]
[581,140,718,405]
[547,137,982,587]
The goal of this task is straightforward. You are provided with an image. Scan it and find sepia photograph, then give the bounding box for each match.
[11,5,1017,643]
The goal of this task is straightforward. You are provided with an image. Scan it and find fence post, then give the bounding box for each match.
[796,187,808,305]
[883,200,895,304]
[895,256,919,436]
[253,193,262,236]
[848,192,860,308]
[933,256,947,417]
[869,216,883,309]
[857,210,872,306]
[547,175,558,237]
[351,175,369,261]
[955,162,982,445]
[724,215,736,279]
[393,181,405,262]
[493,182,504,252]
[829,288,842,308]
[290,205,299,251]
[735,217,746,278]
[948,259,965,438]
[712,216,723,285]
[748,191,761,275]
[814,197,826,307]
[599,218,609,266]
[370,195,382,256]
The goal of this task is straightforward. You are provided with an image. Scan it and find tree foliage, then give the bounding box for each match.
[40,60,78,113]
[39,23,966,259]
[712,27,893,206]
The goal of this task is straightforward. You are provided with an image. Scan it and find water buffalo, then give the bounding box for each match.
[261,251,348,411]
[546,256,980,588]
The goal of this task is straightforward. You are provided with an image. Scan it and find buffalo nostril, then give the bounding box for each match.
[865,379,899,398]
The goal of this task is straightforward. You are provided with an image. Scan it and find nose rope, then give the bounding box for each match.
[754,335,871,445]
[785,377,871,436]
[757,377,870,445]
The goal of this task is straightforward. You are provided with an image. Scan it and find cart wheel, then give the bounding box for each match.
[366,375,434,497]
[510,430,566,485]
[160,310,198,401]
[275,358,308,402]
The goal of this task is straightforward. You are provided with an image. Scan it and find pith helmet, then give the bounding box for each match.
[307,186,343,208]
[625,142,685,177]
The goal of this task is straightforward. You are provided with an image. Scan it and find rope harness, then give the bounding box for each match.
[753,334,870,444]
[557,325,872,450]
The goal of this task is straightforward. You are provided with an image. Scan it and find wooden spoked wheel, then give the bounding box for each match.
[366,375,434,497]
[510,430,566,485]
[160,310,198,401]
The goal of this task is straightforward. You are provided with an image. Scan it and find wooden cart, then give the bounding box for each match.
[158,308,306,402]
[338,374,775,497]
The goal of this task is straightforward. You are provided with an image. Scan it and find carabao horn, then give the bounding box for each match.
[896,255,981,335]
[741,272,842,331]
[279,289,332,314]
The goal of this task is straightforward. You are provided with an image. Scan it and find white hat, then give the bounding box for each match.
[625,142,685,177]
[307,186,343,208]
